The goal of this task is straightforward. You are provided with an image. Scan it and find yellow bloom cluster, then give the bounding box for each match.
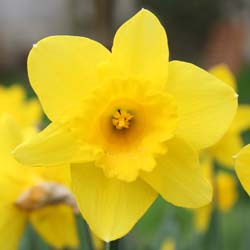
[12,10,238,241]
[3,8,250,247]
[194,65,250,232]
[0,87,78,249]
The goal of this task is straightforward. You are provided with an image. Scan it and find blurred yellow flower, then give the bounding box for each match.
[161,238,176,250]
[0,84,41,128]
[235,144,250,195]
[194,65,244,232]
[0,115,78,249]
[14,10,237,241]
[216,172,238,212]
[194,157,238,232]
[209,64,250,167]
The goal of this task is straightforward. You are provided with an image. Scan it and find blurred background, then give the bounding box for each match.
[0,0,250,250]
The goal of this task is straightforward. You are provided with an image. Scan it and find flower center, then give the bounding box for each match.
[112,109,134,130]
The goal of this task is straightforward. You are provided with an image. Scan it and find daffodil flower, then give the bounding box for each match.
[194,156,238,232]
[14,10,237,241]
[0,84,41,128]
[209,65,250,167]
[0,115,78,249]
[194,65,245,232]
[235,144,250,195]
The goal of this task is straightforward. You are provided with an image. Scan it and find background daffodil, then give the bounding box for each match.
[0,115,78,249]
[208,64,250,167]
[235,144,250,195]
[194,65,246,232]
[0,84,41,128]
[14,10,237,241]
[161,238,176,250]
[194,157,238,232]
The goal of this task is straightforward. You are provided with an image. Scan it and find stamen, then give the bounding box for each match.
[112,109,134,130]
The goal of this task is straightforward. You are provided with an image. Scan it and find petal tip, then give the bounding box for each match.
[12,145,22,162]
[12,143,32,166]
[140,7,150,12]
[137,8,156,18]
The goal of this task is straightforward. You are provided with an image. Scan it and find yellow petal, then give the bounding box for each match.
[209,64,237,90]
[200,154,213,184]
[28,36,110,121]
[192,155,213,232]
[24,98,42,127]
[216,172,237,212]
[210,132,243,168]
[13,121,102,166]
[193,204,212,232]
[235,144,250,195]
[0,162,33,203]
[35,165,71,189]
[0,204,27,250]
[71,164,157,241]
[0,115,39,201]
[229,105,250,133]
[167,61,238,150]
[30,204,78,248]
[105,9,168,89]
[141,137,212,208]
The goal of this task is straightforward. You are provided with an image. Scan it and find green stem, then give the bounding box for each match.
[82,220,94,250]
[76,215,94,250]
[105,240,120,250]
[203,161,221,250]
[105,242,111,250]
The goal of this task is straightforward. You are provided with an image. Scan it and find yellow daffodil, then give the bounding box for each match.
[235,144,250,195]
[194,157,238,232]
[0,115,78,249]
[0,84,41,128]
[209,64,250,167]
[161,238,176,250]
[13,10,237,241]
[193,65,245,232]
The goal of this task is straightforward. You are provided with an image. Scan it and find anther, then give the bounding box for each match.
[112,109,134,130]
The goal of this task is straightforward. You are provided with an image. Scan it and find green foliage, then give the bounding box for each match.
[19,224,51,250]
